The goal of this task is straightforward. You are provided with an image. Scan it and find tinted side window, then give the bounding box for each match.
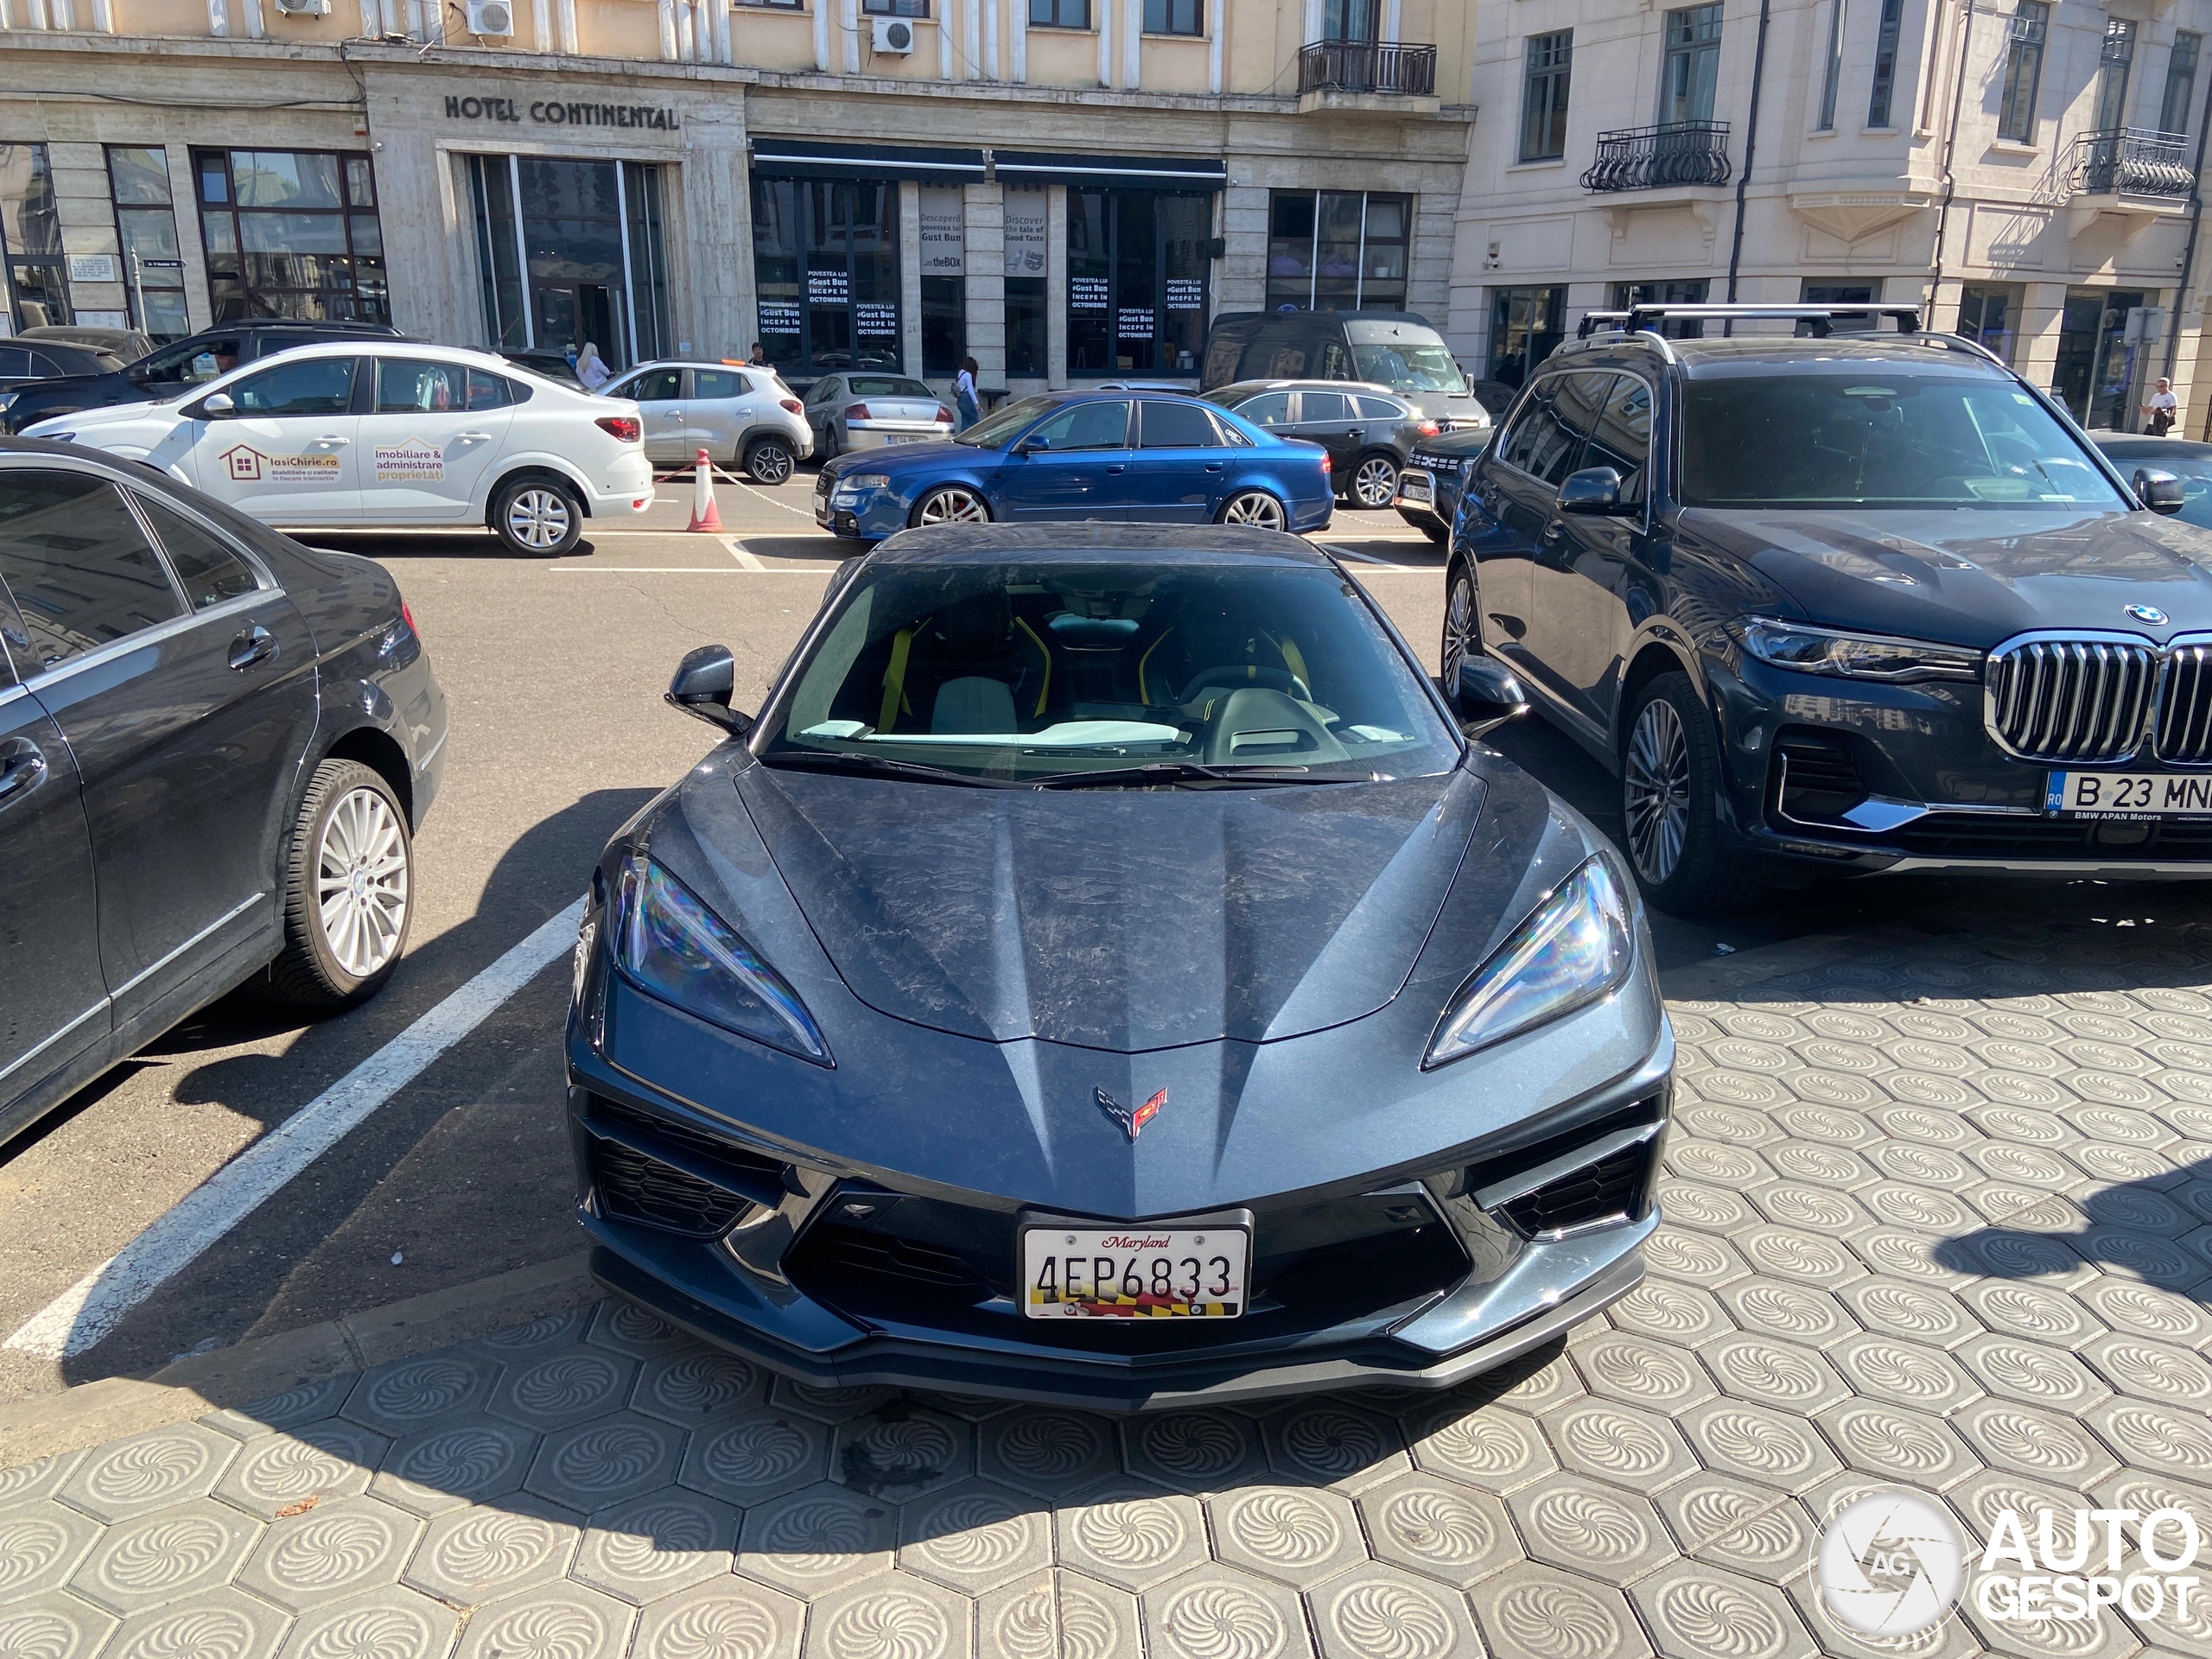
[1139,401,1223,448]
[466,369,519,410]
[136,493,261,610]
[1234,391,1291,426]
[632,370,683,402]
[138,336,242,386]
[1583,376,1652,508]
[694,369,745,400]
[1298,391,1351,423]
[0,347,28,378]
[1029,400,1131,450]
[1495,378,1575,481]
[0,471,184,671]
[232,357,355,416]
[376,357,463,412]
[27,352,67,378]
[1355,395,1408,420]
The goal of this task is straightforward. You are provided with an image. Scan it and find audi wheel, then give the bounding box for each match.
[1219,490,1287,531]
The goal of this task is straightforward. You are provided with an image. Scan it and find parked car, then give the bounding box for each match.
[1469,379,1520,419]
[1395,423,1495,542]
[1207,378,1434,509]
[0,319,404,435]
[0,437,446,1143]
[1201,309,1493,432]
[2097,435,2212,531]
[598,359,812,484]
[0,340,127,398]
[802,372,955,459]
[501,349,584,389]
[568,521,1669,1408]
[21,323,156,364]
[23,341,653,556]
[813,391,1333,539]
[1447,302,2212,914]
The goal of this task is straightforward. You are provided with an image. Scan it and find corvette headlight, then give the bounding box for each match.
[611,856,830,1065]
[1424,856,1633,1067]
[1730,616,1981,682]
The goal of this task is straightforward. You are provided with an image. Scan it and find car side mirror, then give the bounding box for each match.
[665,644,753,735]
[1453,656,1528,738]
[2135,467,2187,516]
[1015,433,1050,454]
[1558,466,1626,516]
[197,391,235,418]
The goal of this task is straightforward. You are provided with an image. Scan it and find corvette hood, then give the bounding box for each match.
[1684,506,2212,645]
[732,766,1485,1052]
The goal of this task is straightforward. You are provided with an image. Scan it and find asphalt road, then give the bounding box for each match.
[0,474,2005,1403]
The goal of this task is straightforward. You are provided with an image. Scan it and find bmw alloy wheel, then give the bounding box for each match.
[1442,569,1476,686]
[918,486,990,525]
[505,487,571,551]
[1623,696,1693,885]
[1352,455,1398,509]
[316,785,410,980]
[1221,491,1286,531]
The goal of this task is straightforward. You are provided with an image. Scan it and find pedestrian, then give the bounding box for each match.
[2142,375,2178,437]
[575,341,612,392]
[955,355,980,431]
[747,341,769,367]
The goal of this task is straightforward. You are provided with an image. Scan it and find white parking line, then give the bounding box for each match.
[725,537,768,571]
[4,899,588,1362]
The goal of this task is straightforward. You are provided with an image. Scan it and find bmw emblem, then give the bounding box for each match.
[2127,603,2170,625]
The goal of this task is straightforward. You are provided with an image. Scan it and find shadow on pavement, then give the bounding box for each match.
[1931,1152,2212,1306]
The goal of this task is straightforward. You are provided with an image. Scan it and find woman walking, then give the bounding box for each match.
[955,356,981,431]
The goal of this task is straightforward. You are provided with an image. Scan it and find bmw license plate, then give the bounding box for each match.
[2046,770,2212,817]
[1020,1220,1249,1319]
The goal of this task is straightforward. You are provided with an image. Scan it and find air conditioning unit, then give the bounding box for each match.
[467,0,514,33]
[871,16,915,52]
[271,0,331,16]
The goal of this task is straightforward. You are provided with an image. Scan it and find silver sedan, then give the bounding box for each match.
[803,373,955,460]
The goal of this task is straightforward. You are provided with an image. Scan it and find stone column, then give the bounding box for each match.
[1047,184,1068,387]
[899,180,924,378]
[2017,280,2067,397]
[44,143,127,327]
[167,141,213,334]
[1217,184,1267,313]
[964,181,1005,384]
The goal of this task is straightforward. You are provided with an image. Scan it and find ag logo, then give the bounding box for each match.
[1818,1491,1964,1637]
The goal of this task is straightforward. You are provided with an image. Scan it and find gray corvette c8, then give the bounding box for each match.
[566,524,1673,1410]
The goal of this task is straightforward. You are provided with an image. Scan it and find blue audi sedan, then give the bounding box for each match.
[813,391,1333,540]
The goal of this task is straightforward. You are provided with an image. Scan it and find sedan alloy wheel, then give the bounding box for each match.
[1623,695,1692,885]
[502,486,573,553]
[318,785,410,979]
[1351,454,1399,510]
[916,486,990,525]
[1442,568,1477,687]
[1220,490,1287,531]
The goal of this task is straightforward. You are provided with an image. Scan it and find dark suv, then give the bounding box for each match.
[1446,302,2206,912]
[0,319,402,434]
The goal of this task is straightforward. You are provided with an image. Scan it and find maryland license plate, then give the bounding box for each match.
[1020,1221,1249,1319]
[2046,770,2212,817]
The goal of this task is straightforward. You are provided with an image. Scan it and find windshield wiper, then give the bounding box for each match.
[762,749,1012,788]
[1028,761,1364,790]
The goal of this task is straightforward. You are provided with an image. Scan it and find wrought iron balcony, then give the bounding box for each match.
[1581,121,1733,193]
[1297,39,1439,98]
[2071,127,2193,198]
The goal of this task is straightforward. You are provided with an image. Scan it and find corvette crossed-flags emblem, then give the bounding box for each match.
[1095,1086,1166,1141]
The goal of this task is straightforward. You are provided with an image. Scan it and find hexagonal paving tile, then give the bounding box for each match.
[2081,1332,2212,1406]
[1462,1338,1586,1414]
[1257,1399,1408,1491]
[453,1580,637,1659]
[0,1450,82,1511]
[978,1408,1118,1498]
[235,1495,420,1614]
[213,1418,388,1521]
[1544,1397,1699,1491]
[0,1498,100,1603]
[1208,1484,1365,1588]
[403,1493,581,1606]
[1734,1225,1869,1291]
[1054,1481,1209,1593]
[766,1377,895,1424]
[1357,1471,1520,1589]
[341,1351,498,1437]
[99,1586,288,1659]
[58,1422,239,1524]
[2073,1277,2208,1345]
[1642,1224,1753,1290]
[569,1484,737,1605]
[1404,1401,1554,1494]
[485,1348,639,1434]
[1571,1331,1719,1413]
[1656,1474,1815,1585]
[632,1575,804,1659]
[524,1410,684,1511]
[467,1307,594,1363]
[977,1569,1141,1659]
[632,1349,768,1427]
[1507,1472,1675,1587]
[1122,1409,1268,1496]
[1828,1334,1984,1414]
[1307,1561,1484,1659]
[1607,1279,1732,1345]
[1955,1399,2121,1486]
[0,1590,116,1659]
[1815,1400,1984,1491]
[1699,1332,1853,1415]
[1678,1400,1841,1492]
[202,1378,353,1443]
[830,1403,973,1503]
[679,1411,830,1507]
[1961,1281,2107,1350]
[1716,1278,1857,1349]
[736,1481,897,1596]
[584,1297,696,1359]
[2087,1397,2212,1478]
[1662,1180,1762,1236]
[1141,1563,1314,1659]
[1630,1559,1818,1659]
[1469,1560,1654,1659]
[1958,1335,2114,1412]
[67,1497,260,1616]
[1947,1470,2098,1548]
[802,1568,974,1659]
[897,1479,1050,1596]
[273,1586,459,1659]
[368,1417,537,1518]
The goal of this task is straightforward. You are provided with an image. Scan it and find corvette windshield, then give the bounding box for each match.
[761,559,1459,784]
[1681,369,2127,509]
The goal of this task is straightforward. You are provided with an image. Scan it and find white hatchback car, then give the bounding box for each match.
[22,341,654,556]
[599,359,814,484]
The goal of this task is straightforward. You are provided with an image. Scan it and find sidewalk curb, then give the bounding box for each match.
[0,1250,600,1472]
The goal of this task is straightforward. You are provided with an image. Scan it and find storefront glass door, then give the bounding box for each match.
[463,156,671,371]
[750,176,901,377]
[1067,189,1211,378]
[2055,289,2147,429]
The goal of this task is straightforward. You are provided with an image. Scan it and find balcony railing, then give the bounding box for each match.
[2071,127,2194,198]
[1581,121,1733,193]
[1297,40,1439,98]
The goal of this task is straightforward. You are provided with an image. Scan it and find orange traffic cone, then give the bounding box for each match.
[688,448,724,532]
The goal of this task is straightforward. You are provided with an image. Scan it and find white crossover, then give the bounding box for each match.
[22,341,655,556]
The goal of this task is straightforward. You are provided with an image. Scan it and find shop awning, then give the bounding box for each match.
[992,150,1229,190]
[749,139,988,186]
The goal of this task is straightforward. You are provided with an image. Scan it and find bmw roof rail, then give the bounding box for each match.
[1575,302,1926,340]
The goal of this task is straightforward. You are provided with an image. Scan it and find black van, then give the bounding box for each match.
[1201,310,1490,431]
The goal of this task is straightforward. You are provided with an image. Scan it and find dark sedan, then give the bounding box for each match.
[566,523,1670,1410]
[1395,423,1496,542]
[2,439,446,1142]
[2098,435,2212,530]
[1207,379,1436,509]
[0,339,124,393]
[814,391,1333,540]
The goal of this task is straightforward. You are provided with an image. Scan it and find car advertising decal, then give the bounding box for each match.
[220,444,341,484]
[373,439,446,484]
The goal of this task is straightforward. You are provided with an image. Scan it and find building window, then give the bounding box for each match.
[1264,190,1408,312]
[1144,0,1200,33]
[1322,0,1376,41]
[738,0,802,7]
[920,277,963,374]
[0,143,70,329]
[1489,286,1564,389]
[1817,0,1847,129]
[752,176,901,376]
[1998,3,2048,143]
[461,156,666,368]
[1802,278,1877,332]
[2094,17,2137,131]
[1068,188,1211,378]
[1611,278,1708,338]
[193,149,388,326]
[1520,31,1573,162]
[2161,32,2201,134]
[105,148,189,342]
[1003,187,1046,378]
[1956,283,2022,364]
[862,0,926,13]
[1659,3,1724,125]
[1866,0,1904,125]
[1029,0,1088,26]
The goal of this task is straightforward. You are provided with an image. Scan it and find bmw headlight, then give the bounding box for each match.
[1424,856,1634,1067]
[1730,617,1981,682]
[610,855,831,1065]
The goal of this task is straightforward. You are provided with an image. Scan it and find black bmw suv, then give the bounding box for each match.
[1446,303,2207,913]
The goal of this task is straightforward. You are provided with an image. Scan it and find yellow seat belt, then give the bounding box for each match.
[878,627,913,734]
[1014,618,1052,717]
[1139,627,1174,704]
